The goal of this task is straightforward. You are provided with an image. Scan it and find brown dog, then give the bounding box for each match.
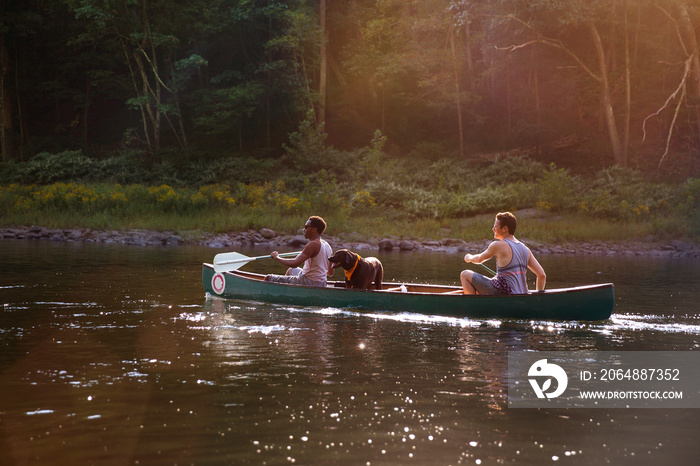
[329,249,383,290]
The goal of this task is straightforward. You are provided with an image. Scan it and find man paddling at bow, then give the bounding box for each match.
[460,211,546,295]
[265,216,334,287]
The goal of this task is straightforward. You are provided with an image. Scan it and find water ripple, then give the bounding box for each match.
[610,314,700,334]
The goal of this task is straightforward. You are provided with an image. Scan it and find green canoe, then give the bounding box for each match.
[202,263,614,321]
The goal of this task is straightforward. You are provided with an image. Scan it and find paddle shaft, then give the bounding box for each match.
[217,251,299,266]
[479,263,496,276]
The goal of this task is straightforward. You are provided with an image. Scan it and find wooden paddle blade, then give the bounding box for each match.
[212,251,302,272]
[213,252,251,272]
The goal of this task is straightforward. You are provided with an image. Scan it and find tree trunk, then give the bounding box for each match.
[622,0,631,164]
[14,49,24,161]
[677,1,700,143]
[83,74,91,149]
[146,25,161,151]
[506,58,512,132]
[381,84,385,133]
[0,68,5,161]
[464,14,474,92]
[590,22,625,166]
[300,54,316,123]
[319,0,327,127]
[119,36,151,151]
[134,52,156,152]
[0,36,9,161]
[532,47,541,126]
[449,24,465,157]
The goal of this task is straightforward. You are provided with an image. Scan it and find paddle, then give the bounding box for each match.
[213,251,301,272]
[465,253,497,276]
[479,263,496,276]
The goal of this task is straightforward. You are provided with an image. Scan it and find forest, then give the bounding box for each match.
[1,1,699,240]
[0,0,698,170]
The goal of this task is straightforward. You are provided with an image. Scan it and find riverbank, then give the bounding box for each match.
[2,225,699,258]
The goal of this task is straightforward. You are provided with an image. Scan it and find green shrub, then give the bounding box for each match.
[478,156,547,184]
[679,178,700,231]
[536,164,582,212]
[283,110,332,172]
[578,167,678,220]
[5,150,94,184]
[436,182,535,218]
[366,181,412,209]
[92,152,145,184]
[187,156,281,185]
[411,159,471,191]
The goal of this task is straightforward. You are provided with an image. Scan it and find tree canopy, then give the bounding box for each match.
[1,0,699,174]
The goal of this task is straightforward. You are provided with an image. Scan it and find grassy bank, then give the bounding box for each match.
[0,181,694,244]
[2,141,699,244]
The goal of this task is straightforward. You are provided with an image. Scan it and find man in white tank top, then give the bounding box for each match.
[460,212,546,295]
[265,216,334,287]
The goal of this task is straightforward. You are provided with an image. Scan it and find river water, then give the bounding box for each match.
[1,240,699,465]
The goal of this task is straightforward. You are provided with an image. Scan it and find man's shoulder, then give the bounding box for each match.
[489,239,508,249]
[304,238,322,254]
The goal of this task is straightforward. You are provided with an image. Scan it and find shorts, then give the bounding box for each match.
[471,273,509,295]
[265,267,326,287]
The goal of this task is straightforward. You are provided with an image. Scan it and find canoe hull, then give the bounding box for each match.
[202,264,614,321]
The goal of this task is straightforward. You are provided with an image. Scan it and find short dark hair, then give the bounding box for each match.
[307,216,327,234]
[496,211,517,235]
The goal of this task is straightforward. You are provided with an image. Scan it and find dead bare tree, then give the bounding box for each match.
[642,52,695,169]
[497,13,630,167]
[643,2,699,170]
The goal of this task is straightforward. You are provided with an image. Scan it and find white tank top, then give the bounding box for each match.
[302,239,332,283]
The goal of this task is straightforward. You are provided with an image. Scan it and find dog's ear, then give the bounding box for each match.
[344,251,356,268]
[329,249,349,265]
[329,249,346,263]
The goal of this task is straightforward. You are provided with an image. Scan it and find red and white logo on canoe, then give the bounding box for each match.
[211,273,226,295]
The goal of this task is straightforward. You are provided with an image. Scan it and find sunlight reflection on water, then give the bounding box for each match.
[1,241,699,464]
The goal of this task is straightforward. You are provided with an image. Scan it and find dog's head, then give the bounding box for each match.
[328,249,357,270]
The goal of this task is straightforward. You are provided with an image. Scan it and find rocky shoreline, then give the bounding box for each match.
[1,225,699,258]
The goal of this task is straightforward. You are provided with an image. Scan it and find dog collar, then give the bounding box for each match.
[345,254,361,280]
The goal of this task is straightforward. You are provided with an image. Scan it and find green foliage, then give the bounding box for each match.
[438,182,537,218]
[364,177,536,220]
[578,167,678,220]
[186,156,281,185]
[1,143,696,238]
[2,151,94,184]
[1,162,697,240]
[352,130,404,184]
[479,156,548,184]
[283,110,331,171]
[4,0,700,176]
[407,142,452,163]
[0,150,165,185]
[193,82,265,135]
[366,181,422,210]
[0,150,285,187]
[535,164,582,212]
[680,178,700,229]
[408,158,470,191]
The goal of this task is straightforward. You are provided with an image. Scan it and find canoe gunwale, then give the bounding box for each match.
[204,263,613,297]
